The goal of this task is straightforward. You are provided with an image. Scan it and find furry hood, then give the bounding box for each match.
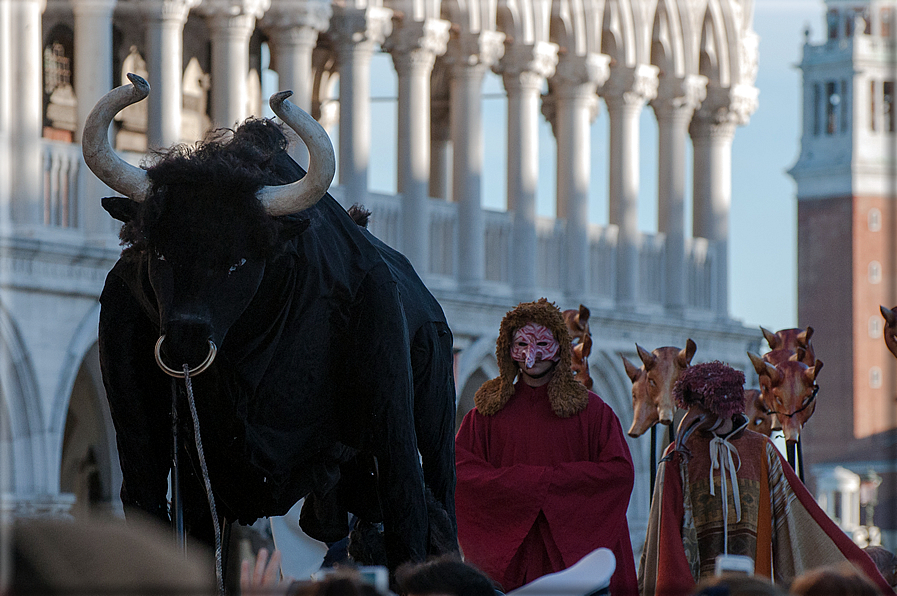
[475,298,589,418]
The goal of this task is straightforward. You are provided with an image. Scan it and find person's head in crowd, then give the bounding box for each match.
[691,573,787,596]
[394,555,497,596]
[286,571,388,596]
[864,546,897,588]
[10,513,214,595]
[789,563,882,596]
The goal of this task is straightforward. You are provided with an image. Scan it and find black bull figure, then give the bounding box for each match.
[82,74,458,568]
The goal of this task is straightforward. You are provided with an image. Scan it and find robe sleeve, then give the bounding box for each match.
[455,408,550,582]
[540,398,639,596]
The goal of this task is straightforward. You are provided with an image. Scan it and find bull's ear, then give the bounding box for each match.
[277,215,310,241]
[101,197,140,223]
[621,355,641,382]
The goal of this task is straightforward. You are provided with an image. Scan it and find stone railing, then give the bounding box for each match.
[40,140,82,228]
[27,152,721,314]
[358,190,720,313]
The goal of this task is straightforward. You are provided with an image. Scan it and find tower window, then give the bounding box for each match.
[815,84,822,136]
[869,260,882,284]
[829,9,840,39]
[869,207,882,231]
[883,7,892,37]
[884,81,895,132]
[870,367,882,389]
[841,79,849,133]
[870,316,883,338]
[872,81,877,131]
[827,81,839,135]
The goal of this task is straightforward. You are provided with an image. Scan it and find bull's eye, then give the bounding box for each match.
[228,258,247,274]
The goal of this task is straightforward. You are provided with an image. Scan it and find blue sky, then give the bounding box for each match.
[264,0,825,332]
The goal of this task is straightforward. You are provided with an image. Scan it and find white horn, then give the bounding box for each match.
[259,91,335,216]
[81,73,151,202]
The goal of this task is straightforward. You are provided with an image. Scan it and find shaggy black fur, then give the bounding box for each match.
[120,119,295,269]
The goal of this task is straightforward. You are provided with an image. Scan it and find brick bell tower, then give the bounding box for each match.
[789,0,897,548]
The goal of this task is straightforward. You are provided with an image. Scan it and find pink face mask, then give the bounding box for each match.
[511,323,560,369]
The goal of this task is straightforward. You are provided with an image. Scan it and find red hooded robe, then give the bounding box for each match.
[455,299,638,595]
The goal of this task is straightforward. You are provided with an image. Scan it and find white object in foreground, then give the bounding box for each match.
[506,547,616,596]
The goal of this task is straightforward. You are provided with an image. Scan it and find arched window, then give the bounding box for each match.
[42,24,76,142]
[869,315,883,338]
[869,261,882,284]
[868,208,882,231]
[870,367,882,389]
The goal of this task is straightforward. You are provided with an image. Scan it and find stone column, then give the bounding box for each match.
[603,65,658,306]
[73,0,118,233]
[385,18,450,271]
[689,85,757,317]
[9,0,45,224]
[549,53,609,300]
[261,0,331,167]
[143,0,198,149]
[446,31,504,290]
[429,91,450,201]
[0,0,14,224]
[329,5,392,206]
[202,0,270,129]
[651,75,706,313]
[496,41,558,298]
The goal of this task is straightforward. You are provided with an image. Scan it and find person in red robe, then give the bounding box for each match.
[455,298,638,595]
[638,361,894,596]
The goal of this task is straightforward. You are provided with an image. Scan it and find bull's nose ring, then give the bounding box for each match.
[154,335,218,378]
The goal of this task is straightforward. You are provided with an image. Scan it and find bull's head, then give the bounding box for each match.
[621,339,697,438]
[743,388,773,436]
[881,305,897,359]
[748,350,822,443]
[82,74,335,376]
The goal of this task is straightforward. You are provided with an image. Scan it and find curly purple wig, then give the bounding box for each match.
[673,361,746,418]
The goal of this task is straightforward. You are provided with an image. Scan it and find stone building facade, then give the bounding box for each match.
[0,0,761,555]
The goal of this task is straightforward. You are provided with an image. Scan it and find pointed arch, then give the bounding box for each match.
[600,0,637,68]
[699,0,733,87]
[650,0,686,79]
[497,0,553,45]
[0,304,46,495]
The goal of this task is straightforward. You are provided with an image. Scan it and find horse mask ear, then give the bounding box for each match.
[102,197,140,223]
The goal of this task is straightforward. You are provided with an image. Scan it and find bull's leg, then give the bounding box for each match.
[99,269,172,527]
[349,275,428,570]
[410,320,458,545]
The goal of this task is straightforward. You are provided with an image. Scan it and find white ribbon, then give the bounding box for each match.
[709,432,742,555]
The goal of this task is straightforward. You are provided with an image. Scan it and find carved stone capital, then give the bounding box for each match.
[651,74,707,119]
[496,41,559,91]
[692,83,758,133]
[552,52,610,90]
[199,0,270,20]
[602,64,659,109]
[445,30,506,71]
[384,17,451,72]
[328,5,393,50]
[739,31,759,86]
[260,0,331,33]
